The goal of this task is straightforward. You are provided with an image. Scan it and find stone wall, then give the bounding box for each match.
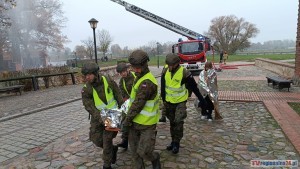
[74,65,118,85]
[100,65,118,77]
[255,58,295,79]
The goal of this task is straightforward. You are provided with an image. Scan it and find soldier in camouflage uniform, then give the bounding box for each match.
[116,62,135,101]
[81,62,124,169]
[123,50,161,169]
[115,62,136,150]
[161,53,207,154]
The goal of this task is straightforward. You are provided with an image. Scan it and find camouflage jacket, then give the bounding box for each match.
[81,73,123,124]
[125,67,158,127]
[119,71,135,100]
[160,65,206,107]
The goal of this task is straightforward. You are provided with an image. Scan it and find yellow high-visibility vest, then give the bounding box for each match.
[84,76,117,110]
[122,72,136,96]
[165,66,188,103]
[128,72,159,125]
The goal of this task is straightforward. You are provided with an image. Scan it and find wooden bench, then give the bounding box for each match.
[266,76,292,91]
[0,85,25,95]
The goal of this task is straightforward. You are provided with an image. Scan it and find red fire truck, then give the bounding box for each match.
[111,0,211,74]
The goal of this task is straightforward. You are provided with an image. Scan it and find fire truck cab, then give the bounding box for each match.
[172,39,208,74]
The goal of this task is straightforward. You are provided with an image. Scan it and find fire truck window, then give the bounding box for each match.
[180,42,204,54]
[198,43,203,50]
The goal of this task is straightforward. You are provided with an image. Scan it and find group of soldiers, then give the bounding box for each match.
[81,50,214,169]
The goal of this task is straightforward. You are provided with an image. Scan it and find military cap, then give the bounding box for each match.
[116,62,128,73]
[81,62,99,75]
[128,50,149,67]
[165,53,180,65]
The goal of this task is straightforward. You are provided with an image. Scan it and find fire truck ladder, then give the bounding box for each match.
[110,0,209,42]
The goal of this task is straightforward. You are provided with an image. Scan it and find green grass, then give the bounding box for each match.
[208,54,295,62]
[288,102,300,115]
[83,54,296,68]
[151,54,296,65]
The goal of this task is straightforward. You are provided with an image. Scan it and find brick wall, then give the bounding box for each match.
[255,58,294,79]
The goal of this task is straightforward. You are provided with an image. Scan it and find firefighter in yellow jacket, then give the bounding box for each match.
[123,50,161,169]
[161,53,207,154]
[81,62,123,169]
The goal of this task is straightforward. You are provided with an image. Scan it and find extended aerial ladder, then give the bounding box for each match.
[110,0,209,42]
[111,0,214,73]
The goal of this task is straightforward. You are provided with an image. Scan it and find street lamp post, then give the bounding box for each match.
[88,18,98,63]
[156,42,160,68]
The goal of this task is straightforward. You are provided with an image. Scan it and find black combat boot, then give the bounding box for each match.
[172,142,180,154]
[166,141,174,151]
[111,146,118,164]
[117,139,128,150]
[151,154,161,169]
[159,116,166,122]
[103,166,112,169]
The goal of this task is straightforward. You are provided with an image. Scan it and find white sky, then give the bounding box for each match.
[62,0,298,51]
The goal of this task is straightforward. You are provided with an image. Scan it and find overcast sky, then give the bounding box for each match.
[62,0,297,51]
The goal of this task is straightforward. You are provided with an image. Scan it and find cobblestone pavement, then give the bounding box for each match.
[0,85,83,120]
[0,64,300,168]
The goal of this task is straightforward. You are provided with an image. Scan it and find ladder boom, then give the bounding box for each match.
[110,0,209,41]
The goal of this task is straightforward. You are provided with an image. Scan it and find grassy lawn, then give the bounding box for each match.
[93,53,295,68]
[288,102,300,115]
[208,54,295,62]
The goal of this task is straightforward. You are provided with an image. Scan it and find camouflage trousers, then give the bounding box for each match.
[121,125,129,140]
[89,122,118,167]
[160,101,166,116]
[121,112,129,140]
[164,101,187,143]
[129,123,159,169]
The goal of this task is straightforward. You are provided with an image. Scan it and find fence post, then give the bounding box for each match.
[71,73,76,85]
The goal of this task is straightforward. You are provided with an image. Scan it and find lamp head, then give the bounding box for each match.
[88,18,98,29]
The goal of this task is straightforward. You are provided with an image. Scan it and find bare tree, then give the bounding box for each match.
[207,15,259,54]
[110,44,123,57]
[123,46,130,58]
[97,29,113,59]
[34,0,68,50]
[75,45,87,59]
[81,37,94,59]
[3,0,68,68]
[293,0,300,85]
[0,0,16,11]
[162,41,176,54]
[140,40,157,56]
[0,0,16,26]
[0,0,16,70]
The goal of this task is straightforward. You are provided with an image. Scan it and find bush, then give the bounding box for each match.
[0,66,71,90]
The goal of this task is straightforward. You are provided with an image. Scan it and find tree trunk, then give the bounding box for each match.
[293,0,300,85]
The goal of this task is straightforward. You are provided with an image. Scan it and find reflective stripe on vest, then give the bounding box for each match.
[122,72,136,96]
[84,76,118,110]
[128,72,159,125]
[165,66,188,103]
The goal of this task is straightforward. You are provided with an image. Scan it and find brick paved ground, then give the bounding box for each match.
[0,64,300,168]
